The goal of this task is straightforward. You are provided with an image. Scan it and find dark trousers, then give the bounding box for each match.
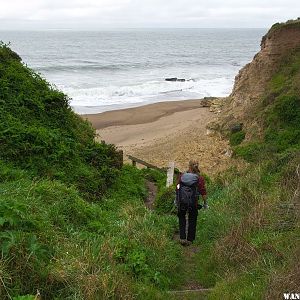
[178,206,198,241]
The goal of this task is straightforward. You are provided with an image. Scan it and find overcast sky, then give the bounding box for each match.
[0,0,299,30]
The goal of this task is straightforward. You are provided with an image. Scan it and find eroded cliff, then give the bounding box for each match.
[213,20,300,137]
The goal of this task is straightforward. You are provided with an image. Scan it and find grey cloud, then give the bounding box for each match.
[0,0,299,29]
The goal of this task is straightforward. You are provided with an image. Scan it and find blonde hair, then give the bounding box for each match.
[188,160,200,174]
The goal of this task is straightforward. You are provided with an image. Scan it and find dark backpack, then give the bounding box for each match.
[176,173,199,210]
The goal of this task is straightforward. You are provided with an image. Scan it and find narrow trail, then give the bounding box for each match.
[170,233,212,299]
[145,180,212,299]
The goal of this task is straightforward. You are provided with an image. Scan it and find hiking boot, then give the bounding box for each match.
[179,239,187,246]
[186,240,193,246]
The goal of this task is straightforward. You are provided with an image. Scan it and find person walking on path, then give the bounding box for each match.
[176,160,207,246]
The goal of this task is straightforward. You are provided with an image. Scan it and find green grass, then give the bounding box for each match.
[0,164,180,299]
[154,186,177,214]
[0,42,121,200]
[191,157,300,299]
[0,44,181,299]
[229,131,246,146]
[190,46,300,297]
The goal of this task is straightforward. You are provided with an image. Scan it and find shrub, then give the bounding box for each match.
[0,44,121,200]
[234,142,266,162]
[154,186,176,214]
[230,131,246,146]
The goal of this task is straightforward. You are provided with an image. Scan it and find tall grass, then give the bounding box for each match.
[192,156,299,299]
[0,164,180,299]
[192,45,300,298]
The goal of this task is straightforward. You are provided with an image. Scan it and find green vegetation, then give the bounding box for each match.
[189,30,300,299]
[266,18,300,37]
[0,42,121,200]
[0,44,181,299]
[234,48,300,162]
[1,20,300,298]
[155,186,176,214]
[0,163,180,298]
[192,154,299,299]
[229,131,245,146]
[140,168,176,214]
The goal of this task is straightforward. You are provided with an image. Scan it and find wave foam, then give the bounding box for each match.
[65,77,233,113]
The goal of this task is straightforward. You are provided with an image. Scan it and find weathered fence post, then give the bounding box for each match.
[116,150,123,169]
[166,162,175,187]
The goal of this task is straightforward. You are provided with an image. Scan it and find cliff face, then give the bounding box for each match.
[218,21,300,132]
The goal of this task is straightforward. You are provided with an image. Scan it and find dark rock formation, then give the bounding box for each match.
[165,78,186,82]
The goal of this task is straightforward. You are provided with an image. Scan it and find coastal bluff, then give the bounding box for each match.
[212,20,300,135]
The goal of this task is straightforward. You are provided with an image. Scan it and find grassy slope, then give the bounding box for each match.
[0,164,181,299]
[0,44,181,299]
[264,19,300,38]
[0,42,121,200]
[192,39,300,299]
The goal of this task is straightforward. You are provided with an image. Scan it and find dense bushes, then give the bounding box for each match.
[0,44,183,298]
[0,43,121,200]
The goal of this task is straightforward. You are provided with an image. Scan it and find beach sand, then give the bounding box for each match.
[83,100,231,175]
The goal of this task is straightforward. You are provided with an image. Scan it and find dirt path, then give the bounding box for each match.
[170,232,212,299]
[144,180,211,299]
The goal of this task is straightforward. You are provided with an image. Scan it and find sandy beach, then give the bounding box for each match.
[84,99,231,174]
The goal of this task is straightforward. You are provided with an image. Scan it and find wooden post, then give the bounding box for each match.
[166,162,175,187]
[128,155,164,171]
[116,150,123,169]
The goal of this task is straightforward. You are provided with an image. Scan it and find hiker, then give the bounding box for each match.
[176,160,207,246]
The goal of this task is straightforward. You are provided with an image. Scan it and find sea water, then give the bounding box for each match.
[1,29,265,113]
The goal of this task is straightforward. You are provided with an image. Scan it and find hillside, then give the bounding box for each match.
[0,42,123,200]
[0,43,181,299]
[193,20,300,299]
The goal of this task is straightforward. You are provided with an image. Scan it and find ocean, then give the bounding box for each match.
[1,29,265,114]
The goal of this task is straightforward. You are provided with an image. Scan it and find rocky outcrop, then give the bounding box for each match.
[213,20,300,135]
[165,78,195,82]
[165,77,185,82]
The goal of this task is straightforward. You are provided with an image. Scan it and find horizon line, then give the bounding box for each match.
[0,27,267,31]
